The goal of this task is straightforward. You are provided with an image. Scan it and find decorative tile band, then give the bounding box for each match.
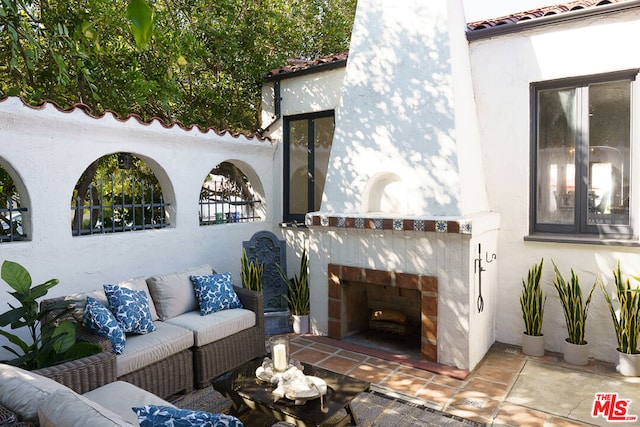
[306,214,473,235]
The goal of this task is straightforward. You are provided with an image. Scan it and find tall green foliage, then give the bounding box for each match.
[601,261,640,354]
[240,248,263,292]
[0,0,356,133]
[0,260,101,370]
[552,261,596,345]
[277,249,309,316]
[520,258,545,336]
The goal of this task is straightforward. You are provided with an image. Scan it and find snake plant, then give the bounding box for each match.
[552,261,596,345]
[240,248,264,292]
[277,249,310,316]
[520,258,546,336]
[601,261,640,354]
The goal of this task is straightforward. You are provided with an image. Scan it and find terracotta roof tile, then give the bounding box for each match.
[467,0,630,31]
[265,52,348,79]
[0,96,271,142]
[268,1,633,78]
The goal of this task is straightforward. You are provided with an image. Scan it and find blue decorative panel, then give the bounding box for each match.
[243,231,288,312]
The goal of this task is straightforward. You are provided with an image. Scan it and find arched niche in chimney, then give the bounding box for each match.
[362,172,405,214]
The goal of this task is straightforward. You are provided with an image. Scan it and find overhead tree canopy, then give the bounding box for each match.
[0,0,356,133]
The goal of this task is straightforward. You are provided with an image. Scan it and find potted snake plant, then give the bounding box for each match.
[520,258,546,356]
[552,261,596,365]
[601,261,640,376]
[277,249,310,334]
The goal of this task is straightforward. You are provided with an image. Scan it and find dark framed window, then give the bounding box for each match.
[531,70,637,238]
[283,111,335,224]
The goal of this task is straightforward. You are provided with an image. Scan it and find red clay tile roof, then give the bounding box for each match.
[466,0,632,31]
[0,95,271,142]
[268,0,635,78]
[265,52,348,80]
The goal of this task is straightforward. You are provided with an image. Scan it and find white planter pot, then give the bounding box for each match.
[617,349,640,377]
[522,333,545,357]
[292,315,309,334]
[563,339,589,366]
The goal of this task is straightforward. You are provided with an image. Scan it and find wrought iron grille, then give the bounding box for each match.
[72,172,169,236]
[0,203,27,243]
[199,170,261,225]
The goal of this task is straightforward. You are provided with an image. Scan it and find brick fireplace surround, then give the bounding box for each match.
[327,264,438,362]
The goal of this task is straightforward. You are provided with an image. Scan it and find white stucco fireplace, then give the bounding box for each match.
[305,212,499,371]
[297,1,501,370]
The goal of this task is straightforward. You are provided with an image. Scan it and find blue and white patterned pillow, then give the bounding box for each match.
[190,273,243,316]
[83,296,126,354]
[133,405,243,427]
[103,284,156,334]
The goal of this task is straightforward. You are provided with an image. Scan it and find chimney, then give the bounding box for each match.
[322,0,488,218]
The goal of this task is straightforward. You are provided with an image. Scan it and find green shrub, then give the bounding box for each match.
[0,260,101,369]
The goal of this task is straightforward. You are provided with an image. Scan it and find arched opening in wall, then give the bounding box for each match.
[362,172,405,214]
[70,153,169,236]
[199,161,265,225]
[0,163,28,242]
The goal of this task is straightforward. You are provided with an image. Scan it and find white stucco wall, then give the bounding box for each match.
[261,68,347,274]
[0,97,278,359]
[470,8,640,362]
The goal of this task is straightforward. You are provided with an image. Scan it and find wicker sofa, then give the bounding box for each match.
[40,264,265,400]
[0,361,253,426]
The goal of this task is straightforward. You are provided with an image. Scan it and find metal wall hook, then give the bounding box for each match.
[474,243,496,313]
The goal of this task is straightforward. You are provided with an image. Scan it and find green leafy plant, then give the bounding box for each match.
[241,248,264,292]
[277,249,310,316]
[520,258,546,336]
[552,261,596,345]
[0,260,101,370]
[600,261,640,354]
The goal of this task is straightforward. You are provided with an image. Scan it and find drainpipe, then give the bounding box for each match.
[257,80,281,136]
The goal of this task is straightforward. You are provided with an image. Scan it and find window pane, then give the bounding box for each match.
[587,81,630,226]
[313,116,334,211]
[537,88,576,225]
[289,119,309,216]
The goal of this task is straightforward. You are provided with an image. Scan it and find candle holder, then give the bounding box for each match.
[269,335,290,372]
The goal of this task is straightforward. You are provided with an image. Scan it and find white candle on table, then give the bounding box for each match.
[273,343,287,371]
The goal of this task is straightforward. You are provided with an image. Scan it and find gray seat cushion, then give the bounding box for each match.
[164,309,255,347]
[83,381,175,425]
[38,389,133,427]
[116,322,193,377]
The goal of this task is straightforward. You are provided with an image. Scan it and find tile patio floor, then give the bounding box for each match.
[287,335,640,426]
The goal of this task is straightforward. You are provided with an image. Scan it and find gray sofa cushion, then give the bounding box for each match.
[83,381,175,425]
[38,389,133,427]
[0,363,69,423]
[67,276,159,322]
[164,308,255,347]
[116,322,194,377]
[146,264,213,320]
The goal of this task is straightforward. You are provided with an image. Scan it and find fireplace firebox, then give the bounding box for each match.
[327,264,438,362]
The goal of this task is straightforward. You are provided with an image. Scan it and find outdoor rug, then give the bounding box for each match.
[170,384,484,426]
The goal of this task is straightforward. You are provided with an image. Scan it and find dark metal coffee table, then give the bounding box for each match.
[212,357,370,426]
